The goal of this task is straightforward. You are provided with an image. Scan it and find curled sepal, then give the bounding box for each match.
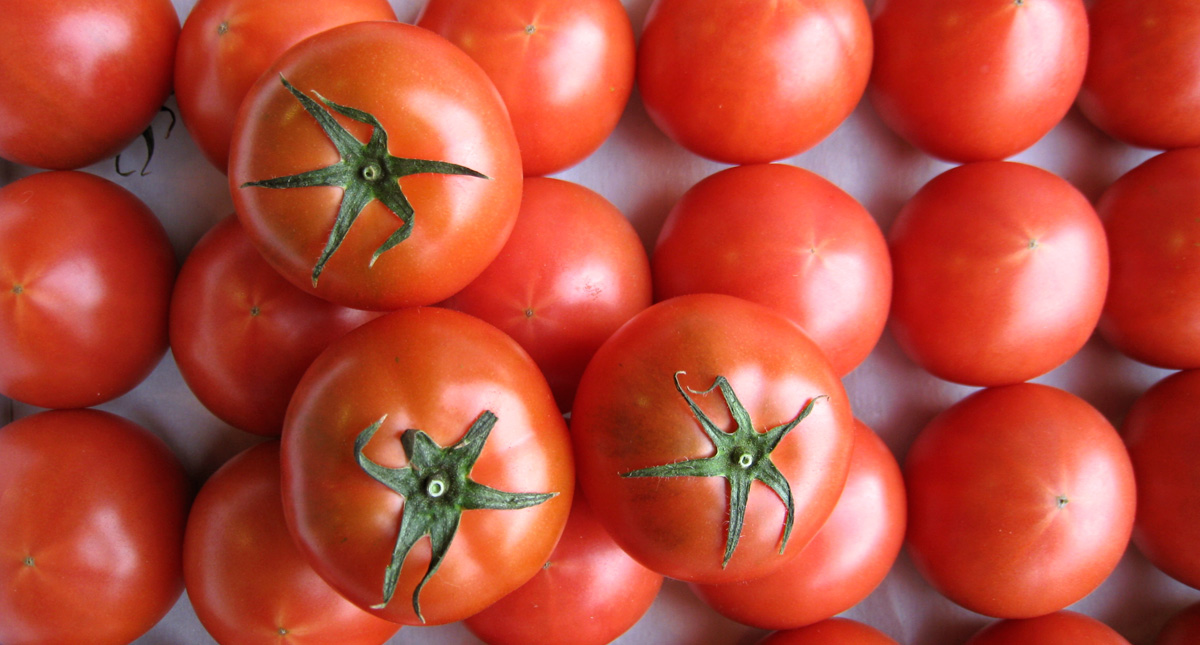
[354,410,556,622]
[622,371,827,567]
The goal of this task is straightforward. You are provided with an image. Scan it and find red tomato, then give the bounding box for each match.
[170,214,378,435]
[905,384,1136,618]
[175,0,397,173]
[571,294,855,585]
[1122,369,1200,589]
[0,409,189,645]
[184,441,401,645]
[966,611,1131,645]
[282,307,573,626]
[637,0,872,164]
[1097,149,1200,369]
[462,492,663,645]
[1080,0,1200,150]
[870,0,1088,162]
[441,176,652,412]
[0,171,176,409]
[417,0,635,176]
[1158,602,1200,645]
[759,619,898,645]
[888,162,1108,386]
[0,0,178,169]
[652,164,891,376]
[690,419,905,630]
[229,21,522,311]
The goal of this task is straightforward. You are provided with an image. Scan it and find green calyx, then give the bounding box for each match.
[622,371,826,567]
[354,411,556,623]
[242,75,489,287]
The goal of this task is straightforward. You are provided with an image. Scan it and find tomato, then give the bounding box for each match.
[1158,602,1200,645]
[184,441,400,645]
[1080,0,1200,150]
[417,0,635,176]
[888,161,1108,386]
[870,0,1088,162]
[652,163,891,376]
[1096,149,1200,369]
[570,294,854,585]
[170,214,378,436]
[175,0,398,173]
[0,171,176,409]
[462,492,663,645]
[1122,369,1200,589]
[905,384,1136,618]
[690,419,905,630]
[759,618,899,645]
[0,0,178,169]
[965,611,1131,645]
[281,307,573,626]
[229,21,522,311]
[637,0,872,164]
[0,409,189,645]
[441,176,652,412]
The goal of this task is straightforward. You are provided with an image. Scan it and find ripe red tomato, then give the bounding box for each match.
[184,441,401,645]
[282,307,573,626]
[905,384,1136,618]
[462,492,663,645]
[1097,149,1200,369]
[417,0,635,176]
[0,0,179,169]
[759,618,899,645]
[571,294,854,585]
[870,0,1088,162]
[229,21,522,311]
[175,0,397,173]
[441,176,651,412]
[690,419,905,630]
[170,214,378,435]
[0,409,189,645]
[1122,369,1200,589]
[1158,602,1200,645]
[0,171,176,409]
[637,0,872,164]
[652,163,891,376]
[965,611,1130,645]
[1080,0,1200,150]
[889,161,1108,386]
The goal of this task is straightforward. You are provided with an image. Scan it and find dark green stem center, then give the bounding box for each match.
[736,451,755,469]
[362,162,383,182]
[426,478,447,498]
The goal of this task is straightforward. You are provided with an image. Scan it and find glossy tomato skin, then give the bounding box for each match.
[905,384,1136,618]
[889,162,1108,386]
[638,0,872,164]
[691,419,905,630]
[0,171,176,409]
[417,0,635,176]
[571,294,855,585]
[0,409,189,645]
[230,21,522,311]
[175,0,397,173]
[759,618,898,645]
[1122,369,1200,589]
[184,441,401,645]
[441,177,652,412]
[463,492,663,645]
[282,307,573,625]
[1080,0,1200,150]
[1158,602,1200,645]
[1097,149,1200,369]
[653,164,891,376]
[0,0,178,169]
[966,611,1130,645]
[870,0,1088,162]
[170,214,378,435]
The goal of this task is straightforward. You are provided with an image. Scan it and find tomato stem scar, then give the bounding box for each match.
[1056,495,1069,508]
[249,306,260,317]
[525,24,536,35]
[11,284,22,295]
[22,555,33,567]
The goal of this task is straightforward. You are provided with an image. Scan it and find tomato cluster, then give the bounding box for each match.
[2,1,1200,644]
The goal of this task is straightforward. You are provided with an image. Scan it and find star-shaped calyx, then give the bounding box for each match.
[242,75,489,286]
[354,411,556,623]
[622,371,827,567]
